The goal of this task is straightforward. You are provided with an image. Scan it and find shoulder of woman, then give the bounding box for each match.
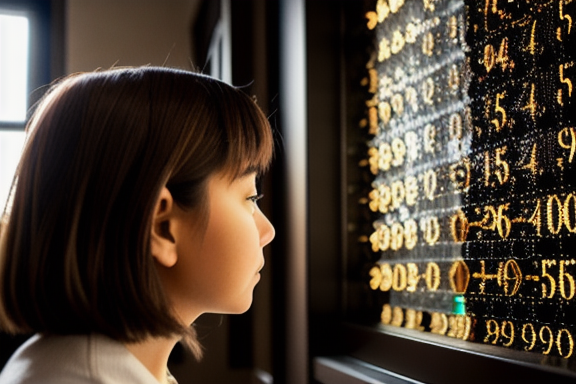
[0,334,161,384]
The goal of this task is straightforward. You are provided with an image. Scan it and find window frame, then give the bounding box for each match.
[0,0,62,130]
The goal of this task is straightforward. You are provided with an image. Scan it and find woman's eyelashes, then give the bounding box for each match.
[246,194,264,206]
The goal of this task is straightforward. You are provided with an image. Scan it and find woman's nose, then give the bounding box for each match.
[257,210,275,247]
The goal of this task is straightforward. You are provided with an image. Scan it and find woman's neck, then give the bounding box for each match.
[124,336,180,384]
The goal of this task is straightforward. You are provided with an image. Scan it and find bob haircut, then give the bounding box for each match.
[0,67,273,356]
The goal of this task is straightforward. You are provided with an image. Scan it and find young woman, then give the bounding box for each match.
[0,67,275,384]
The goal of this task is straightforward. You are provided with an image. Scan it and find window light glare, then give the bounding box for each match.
[0,130,25,210]
[0,14,29,123]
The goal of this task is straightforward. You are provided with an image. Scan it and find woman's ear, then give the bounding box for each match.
[150,187,178,268]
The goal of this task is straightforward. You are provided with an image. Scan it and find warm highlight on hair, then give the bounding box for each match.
[0,67,273,357]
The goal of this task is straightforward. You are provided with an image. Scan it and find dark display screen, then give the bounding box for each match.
[361,0,576,361]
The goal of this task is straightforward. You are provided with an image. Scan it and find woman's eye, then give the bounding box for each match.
[247,194,264,205]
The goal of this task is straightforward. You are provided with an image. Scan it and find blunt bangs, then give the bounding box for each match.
[219,86,274,180]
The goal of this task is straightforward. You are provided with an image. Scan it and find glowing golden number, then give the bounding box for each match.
[491,93,507,132]
[447,315,471,340]
[405,23,417,44]
[406,263,419,292]
[391,93,404,116]
[421,216,440,245]
[392,263,407,291]
[391,30,405,55]
[528,198,542,236]
[381,304,392,324]
[404,219,418,250]
[520,143,539,174]
[558,0,573,41]
[474,204,511,239]
[448,15,458,40]
[425,262,441,291]
[558,127,576,163]
[379,224,391,251]
[378,143,393,171]
[404,131,419,161]
[522,323,537,351]
[483,38,509,73]
[423,169,437,200]
[502,259,522,296]
[424,124,436,154]
[391,306,404,327]
[450,210,469,242]
[541,259,557,299]
[559,260,576,300]
[449,260,469,294]
[378,37,391,62]
[448,65,460,91]
[423,0,435,12]
[430,313,448,335]
[496,205,511,239]
[559,64,573,106]
[523,83,537,120]
[368,147,379,175]
[450,158,471,191]
[501,321,515,347]
[372,177,419,214]
[391,137,406,167]
[368,263,394,292]
[369,266,382,290]
[368,68,378,94]
[422,32,434,56]
[447,316,458,338]
[540,326,554,355]
[405,176,418,206]
[368,107,378,135]
[389,0,404,14]
[496,37,509,71]
[556,328,575,358]
[449,113,462,140]
[484,147,510,187]
[391,180,405,210]
[365,12,377,30]
[528,20,537,55]
[380,185,393,213]
[373,261,442,293]
[484,44,495,73]
[494,146,510,185]
[489,321,575,358]
[404,309,423,330]
[390,222,404,251]
[547,194,563,235]
[488,0,498,14]
[369,224,390,252]
[564,194,576,233]
[423,78,435,105]
[380,263,393,291]
[378,185,392,213]
[378,101,392,126]
[376,0,390,23]
[483,320,514,348]
[484,319,500,344]
[370,220,421,252]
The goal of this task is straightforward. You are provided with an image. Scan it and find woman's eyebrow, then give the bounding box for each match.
[240,166,259,178]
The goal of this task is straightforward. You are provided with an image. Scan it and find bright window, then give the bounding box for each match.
[0,130,24,210]
[0,13,29,123]
[0,11,29,210]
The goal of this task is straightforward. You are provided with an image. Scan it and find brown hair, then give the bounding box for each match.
[0,67,273,357]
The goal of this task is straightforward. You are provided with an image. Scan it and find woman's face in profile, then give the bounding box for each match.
[160,170,275,321]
